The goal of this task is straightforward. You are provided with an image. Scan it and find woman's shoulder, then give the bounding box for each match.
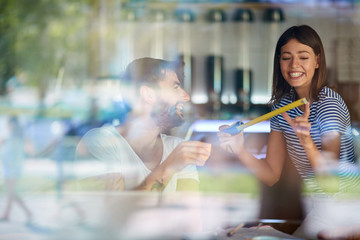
[315,87,350,121]
[272,93,293,109]
[317,87,346,107]
[319,86,341,98]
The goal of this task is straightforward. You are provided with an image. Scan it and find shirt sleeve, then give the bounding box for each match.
[270,103,282,132]
[317,98,350,135]
[75,127,123,177]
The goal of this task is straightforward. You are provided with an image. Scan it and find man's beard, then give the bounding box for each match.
[150,101,184,133]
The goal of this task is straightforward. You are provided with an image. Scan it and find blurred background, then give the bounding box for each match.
[1,0,360,239]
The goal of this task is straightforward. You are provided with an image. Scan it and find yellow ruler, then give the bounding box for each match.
[222,97,308,135]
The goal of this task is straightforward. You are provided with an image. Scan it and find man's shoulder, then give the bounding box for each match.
[82,125,117,139]
[79,125,121,149]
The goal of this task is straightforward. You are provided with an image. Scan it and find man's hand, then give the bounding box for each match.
[162,141,211,174]
[135,141,210,192]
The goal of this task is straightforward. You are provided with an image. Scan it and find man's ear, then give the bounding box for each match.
[140,85,156,104]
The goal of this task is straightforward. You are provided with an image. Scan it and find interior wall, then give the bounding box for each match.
[97,2,360,121]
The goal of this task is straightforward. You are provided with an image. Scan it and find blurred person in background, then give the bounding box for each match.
[75,57,211,192]
[218,25,360,238]
[0,116,33,224]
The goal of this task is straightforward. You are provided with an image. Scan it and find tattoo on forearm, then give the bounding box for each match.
[151,179,165,192]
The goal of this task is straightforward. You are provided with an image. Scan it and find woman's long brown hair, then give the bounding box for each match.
[270,25,327,104]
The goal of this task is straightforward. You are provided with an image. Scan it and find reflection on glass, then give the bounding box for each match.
[0,2,359,240]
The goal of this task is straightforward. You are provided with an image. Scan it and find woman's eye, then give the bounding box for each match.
[300,57,309,60]
[281,57,291,61]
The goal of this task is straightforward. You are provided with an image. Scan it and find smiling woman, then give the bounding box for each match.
[217,24,360,239]
[279,39,319,94]
[218,24,359,200]
[271,25,327,105]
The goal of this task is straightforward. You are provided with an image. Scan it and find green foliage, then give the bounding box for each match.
[199,172,260,196]
[0,0,92,96]
[1,172,358,199]
[0,0,18,93]
[303,175,360,197]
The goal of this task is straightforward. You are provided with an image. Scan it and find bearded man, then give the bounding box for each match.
[75,58,211,192]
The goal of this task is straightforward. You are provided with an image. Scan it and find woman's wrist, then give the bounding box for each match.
[235,146,246,159]
[302,138,316,151]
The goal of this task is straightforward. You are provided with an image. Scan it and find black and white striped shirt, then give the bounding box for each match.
[271,87,357,194]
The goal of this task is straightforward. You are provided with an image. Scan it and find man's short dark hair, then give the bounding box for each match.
[123,57,184,88]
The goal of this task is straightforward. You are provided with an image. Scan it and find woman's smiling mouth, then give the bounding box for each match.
[289,71,304,79]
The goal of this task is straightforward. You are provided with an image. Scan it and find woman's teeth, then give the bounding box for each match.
[290,72,303,78]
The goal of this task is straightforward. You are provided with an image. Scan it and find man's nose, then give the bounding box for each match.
[180,88,190,102]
